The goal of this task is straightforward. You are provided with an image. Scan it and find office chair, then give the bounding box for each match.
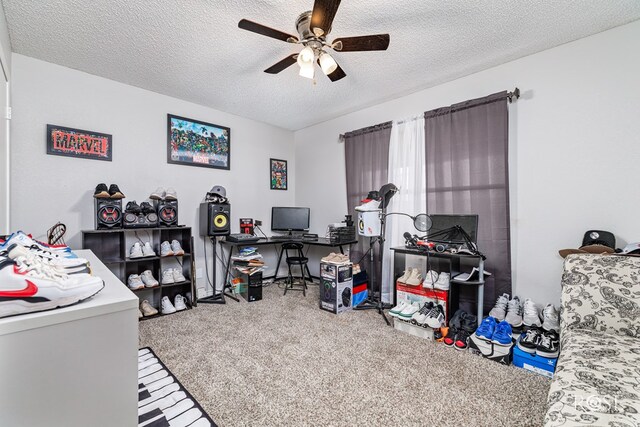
[281,242,308,296]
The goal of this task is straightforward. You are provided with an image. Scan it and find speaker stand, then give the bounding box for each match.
[198,236,239,304]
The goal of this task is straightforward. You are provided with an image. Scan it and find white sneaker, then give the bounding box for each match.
[174,295,187,311]
[421,270,439,288]
[140,270,159,288]
[171,240,185,256]
[142,242,156,257]
[161,296,176,314]
[130,242,144,259]
[150,187,165,200]
[405,269,423,286]
[165,188,178,201]
[161,269,174,284]
[425,305,446,328]
[160,241,174,257]
[542,304,560,332]
[172,268,187,283]
[434,272,450,290]
[505,296,523,327]
[398,302,420,320]
[140,300,158,316]
[127,274,144,290]
[389,301,408,317]
[523,298,542,327]
[397,268,413,283]
[489,293,510,322]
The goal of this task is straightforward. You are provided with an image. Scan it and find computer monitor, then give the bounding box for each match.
[271,207,310,233]
[428,214,479,244]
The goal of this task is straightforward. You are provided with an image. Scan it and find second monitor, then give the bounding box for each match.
[271,207,310,234]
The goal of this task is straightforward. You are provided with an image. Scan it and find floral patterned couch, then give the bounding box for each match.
[545,254,640,427]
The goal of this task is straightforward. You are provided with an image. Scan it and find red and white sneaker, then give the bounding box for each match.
[0,250,104,318]
[2,244,90,274]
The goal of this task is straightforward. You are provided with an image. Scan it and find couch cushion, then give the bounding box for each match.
[545,329,640,426]
[561,254,640,337]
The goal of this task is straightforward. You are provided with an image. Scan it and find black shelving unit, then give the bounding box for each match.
[82,226,196,320]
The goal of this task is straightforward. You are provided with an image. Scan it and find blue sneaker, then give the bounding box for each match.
[491,320,513,346]
[475,316,497,340]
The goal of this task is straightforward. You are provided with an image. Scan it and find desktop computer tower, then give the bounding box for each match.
[240,272,262,302]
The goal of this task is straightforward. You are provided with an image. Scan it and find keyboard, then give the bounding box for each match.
[226,233,261,243]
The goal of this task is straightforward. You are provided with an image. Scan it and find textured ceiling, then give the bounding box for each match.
[3,1,640,130]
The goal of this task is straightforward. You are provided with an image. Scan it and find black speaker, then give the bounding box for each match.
[123,212,158,228]
[156,200,178,227]
[199,202,230,236]
[95,199,122,230]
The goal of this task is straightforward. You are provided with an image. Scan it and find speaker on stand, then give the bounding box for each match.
[95,199,123,230]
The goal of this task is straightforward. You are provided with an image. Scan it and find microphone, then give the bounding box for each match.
[403,232,417,247]
[403,232,412,240]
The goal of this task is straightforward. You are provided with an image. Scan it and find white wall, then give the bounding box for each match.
[0,0,10,234]
[10,54,295,294]
[295,20,640,306]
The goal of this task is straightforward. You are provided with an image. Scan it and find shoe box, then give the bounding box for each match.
[513,346,558,379]
[319,262,353,314]
[352,270,368,307]
[396,282,449,322]
[393,319,434,341]
[239,271,262,303]
[467,333,514,365]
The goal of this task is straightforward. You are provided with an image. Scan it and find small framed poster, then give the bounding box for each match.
[167,114,230,170]
[46,124,112,161]
[270,158,287,190]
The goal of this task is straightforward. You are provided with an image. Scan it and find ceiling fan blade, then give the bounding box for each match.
[310,0,341,36]
[264,55,298,74]
[333,34,390,52]
[238,19,298,43]
[317,58,346,82]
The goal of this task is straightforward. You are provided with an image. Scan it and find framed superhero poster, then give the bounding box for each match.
[46,124,112,161]
[270,158,287,190]
[167,114,230,170]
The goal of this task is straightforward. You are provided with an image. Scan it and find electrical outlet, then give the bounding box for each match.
[255,220,262,226]
[196,268,203,279]
[197,287,206,298]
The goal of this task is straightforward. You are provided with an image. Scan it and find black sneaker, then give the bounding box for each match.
[517,328,542,354]
[460,312,478,333]
[443,327,457,347]
[109,184,125,199]
[125,201,141,214]
[410,301,434,325]
[536,330,559,358]
[454,329,471,351]
[140,202,155,214]
[448,309,466,329]
[94,183,110,198]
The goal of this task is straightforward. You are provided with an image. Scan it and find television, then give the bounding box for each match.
[428,214,479,244]
[271,207,310,233]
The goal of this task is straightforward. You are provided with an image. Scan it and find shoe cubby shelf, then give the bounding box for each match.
[82,226,196,320]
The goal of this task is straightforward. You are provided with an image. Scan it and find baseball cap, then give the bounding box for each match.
[558,230,616,258]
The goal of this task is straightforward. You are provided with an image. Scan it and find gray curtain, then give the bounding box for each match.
[344,123,392,294]
[424,91,511,313]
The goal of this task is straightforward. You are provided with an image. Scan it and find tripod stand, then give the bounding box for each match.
[198,236,240,304]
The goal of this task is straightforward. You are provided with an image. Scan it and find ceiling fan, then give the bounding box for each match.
[238,0,390,82]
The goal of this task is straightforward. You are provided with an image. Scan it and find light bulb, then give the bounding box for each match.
[296,46,315,67]
[299,62,315,79]
[319,52,338,75]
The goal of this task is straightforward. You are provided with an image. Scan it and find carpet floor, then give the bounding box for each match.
[139,284,551,426]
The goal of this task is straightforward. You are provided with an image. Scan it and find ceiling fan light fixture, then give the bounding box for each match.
[299,62,315,79]
[297,46,315,67]
[319,52,338,75]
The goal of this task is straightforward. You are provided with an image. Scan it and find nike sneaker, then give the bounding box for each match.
[523,299,542,327]
[1,242,89,271]
[160,241,174,257]
[140,300,158,316]
[488,293,510,322]
[108,184,125,199]
[433,272,450,291]
[491,320,513,346]
[410,301,434,326]
[448,309,466,330]
[505,296,523,328]
[397,268,413,283]
[165,188,178,201]
[421,270,439,288]
[542,304,560,332]
[405,269,423,286]
[536,330,560,358]
[172,268,187,283]
[475,316,497,341]
[149,188,165,200]
[398,301,420,321]
[140,202,155,214]
[443,327,457,347]
[454,329,471,351]
[125,201,141,214]
[389,300,409,317]
[127,274,144,290]
[425,304,446,328]
[174,294,187,311]
[460,312,478,334]
[130,242,144,259]
[161,269,174,285]
[161,296,176,314]
[142,242,156,257]
[140,270,159,288]
[517,328,542,354]
[94,183,110,198]
[0,253,104,318]
[3,231,76,257]
[171,240,185,256]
